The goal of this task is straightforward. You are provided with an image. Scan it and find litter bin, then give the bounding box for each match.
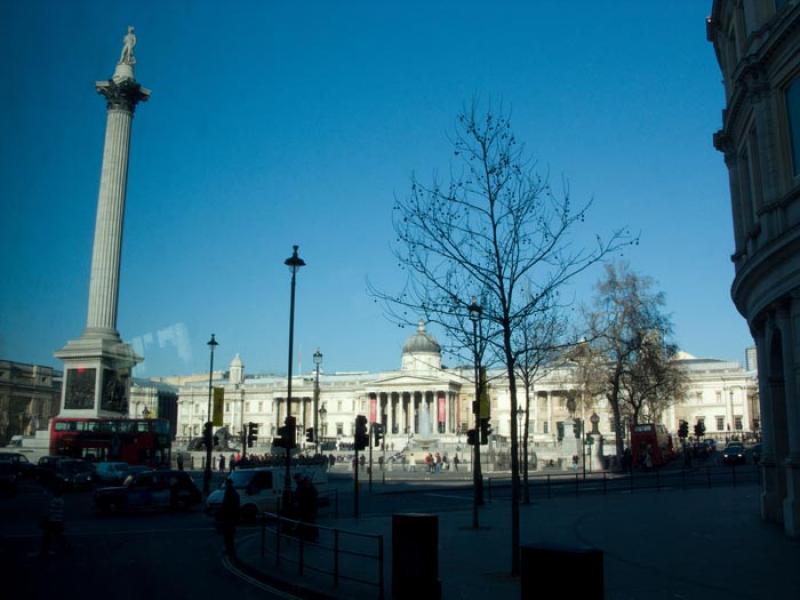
[520,543,603,599]
[392,513,440,600]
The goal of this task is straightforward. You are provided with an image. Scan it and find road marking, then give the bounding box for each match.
[221,550,300,599]
[423,492,472,501]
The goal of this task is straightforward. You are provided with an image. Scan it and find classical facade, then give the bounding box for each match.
[173,322,757,458]
[0,360,61,444]
[708,0,800,536]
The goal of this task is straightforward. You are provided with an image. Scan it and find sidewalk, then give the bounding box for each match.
[236,483,800,599]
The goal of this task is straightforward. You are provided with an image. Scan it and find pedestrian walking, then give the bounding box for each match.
[218,454,226,472]
[435,452,442,473]
[229,453,235,472]
[218,479,240,557]
[176,453,184,471]
[453,454,460,471]
[40,485,68,556]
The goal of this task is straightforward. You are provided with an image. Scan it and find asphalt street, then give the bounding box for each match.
[0,476,293,600]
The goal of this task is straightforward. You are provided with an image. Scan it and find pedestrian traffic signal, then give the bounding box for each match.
[354,415,369,451]
[305,427,315,443]
[247,422,259,448]
[466,428,477,446]
[373,423,384,447]
[480,419,492,445]
[276,416,297,449]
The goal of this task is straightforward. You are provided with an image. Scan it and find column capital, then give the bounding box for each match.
[96,78,150,112]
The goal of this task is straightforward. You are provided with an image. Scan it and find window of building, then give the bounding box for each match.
[337,400,342,412]
[543,421,549,434]
[225,402,230,413]
[715,391,722,403]
[716,416,725,431]
[257,401,262,412]
[695,391,703,403]
[787,77,800,176]
[734,415,743,431]
[336,423,344,436]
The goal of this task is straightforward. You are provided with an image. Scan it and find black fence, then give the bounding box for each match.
[258,510,384,599]
[483,463,761,501]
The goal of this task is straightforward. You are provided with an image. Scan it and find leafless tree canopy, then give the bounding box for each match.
[370,101,633,574]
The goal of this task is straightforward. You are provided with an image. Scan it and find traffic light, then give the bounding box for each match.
[202,422,212,449]
[247,422,259,448]
[213,434,220,448]
[373,423,384,447]
[354,415,368,450]
[305,427,315,443]
[678,420,689,440]
[275,416,297,449]
[466,428,477,445]
[693,420,706,439]
[480,419,492,445]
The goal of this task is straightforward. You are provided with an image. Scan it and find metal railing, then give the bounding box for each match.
[258,509,384,599]
[484,463,760,500]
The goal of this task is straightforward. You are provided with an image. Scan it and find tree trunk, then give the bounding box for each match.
[503,332,520,577]
[610,360,625,465]
[523,377,531,504]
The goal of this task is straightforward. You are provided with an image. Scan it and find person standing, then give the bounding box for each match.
[40,485,67,556]
[176,453,184,471]
[229,453,235,472]
[218,454,226,472]
[219,479,240,557]
[453,454,460,471]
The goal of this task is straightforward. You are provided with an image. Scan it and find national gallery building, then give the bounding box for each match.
[165,322,759,454]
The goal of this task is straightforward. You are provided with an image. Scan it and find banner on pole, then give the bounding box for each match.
[213,387,224,426]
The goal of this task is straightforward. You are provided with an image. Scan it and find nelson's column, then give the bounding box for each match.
[55,26,150,418]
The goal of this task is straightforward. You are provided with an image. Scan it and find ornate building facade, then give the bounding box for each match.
[708,0,800,536]
[173,323,757,461]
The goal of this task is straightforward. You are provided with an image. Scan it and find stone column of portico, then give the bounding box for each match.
[755,319,781,523]
[386,393,394,436]
[546,392,553,439]
[779,296,800,537]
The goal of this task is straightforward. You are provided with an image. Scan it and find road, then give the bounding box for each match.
[0,475,293,600]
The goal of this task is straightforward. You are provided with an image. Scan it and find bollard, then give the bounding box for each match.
[392,514,440,600]
[521,544,603,599]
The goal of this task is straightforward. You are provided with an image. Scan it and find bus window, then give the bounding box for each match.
[136,421,151,433]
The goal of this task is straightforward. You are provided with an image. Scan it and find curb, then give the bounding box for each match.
[231,553,339,600]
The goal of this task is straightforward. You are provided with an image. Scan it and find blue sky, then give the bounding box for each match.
[0,1,752,377]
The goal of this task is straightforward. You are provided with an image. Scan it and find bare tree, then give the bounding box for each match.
[585,262,679,462]
[514,299,566,503]
[371,101,632,575]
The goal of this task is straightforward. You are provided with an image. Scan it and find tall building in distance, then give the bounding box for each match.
[708,0,800,536]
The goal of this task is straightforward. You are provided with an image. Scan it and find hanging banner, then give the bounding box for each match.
[437,393,446,424]
[479,367,490,419]
[213,387,224,426]
[369,395,377,423]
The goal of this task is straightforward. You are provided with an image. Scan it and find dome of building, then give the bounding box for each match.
[402,320,441,355]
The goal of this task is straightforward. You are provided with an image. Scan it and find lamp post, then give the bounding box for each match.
[203,333,218,496]
[313,348,322,455]
[468,296,484,529]
[283,245,305,508]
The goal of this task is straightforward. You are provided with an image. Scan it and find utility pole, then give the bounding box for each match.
[354,446,360,518]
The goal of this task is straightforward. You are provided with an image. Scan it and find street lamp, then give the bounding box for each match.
[283,245,305,508]
[314,348,322,455]
[203,333,218,496]
[468,296,484,529]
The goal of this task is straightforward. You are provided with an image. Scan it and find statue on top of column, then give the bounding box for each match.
[118,26,136,65]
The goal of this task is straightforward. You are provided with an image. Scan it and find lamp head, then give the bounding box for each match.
[285,245,306,274]
[468,296,482,322]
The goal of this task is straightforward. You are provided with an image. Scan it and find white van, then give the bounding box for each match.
[206,466,328,522]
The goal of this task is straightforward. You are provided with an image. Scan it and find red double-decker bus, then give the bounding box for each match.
[49,417,171,466]
[630,423,674,468]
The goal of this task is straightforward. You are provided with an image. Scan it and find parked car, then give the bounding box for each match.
[722,444,746,465]
[0,452,35,479]
[38,458,95,490]
[95,470,201,513]
[0,463,19,496]
[93,462,130,484]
